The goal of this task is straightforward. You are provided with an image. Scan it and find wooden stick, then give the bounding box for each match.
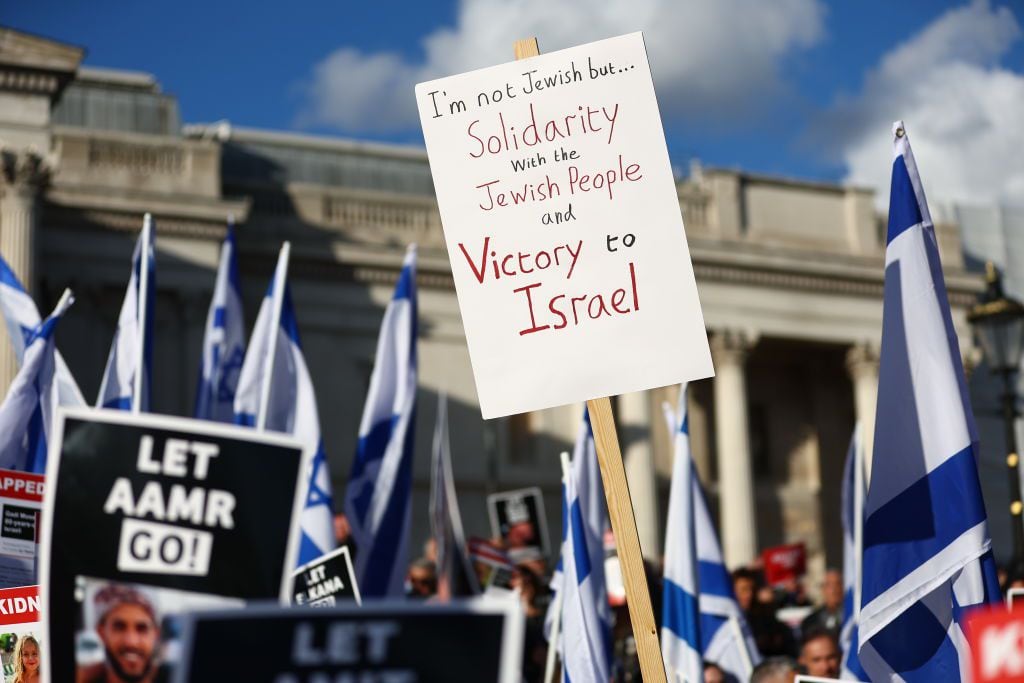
[587,396,667,682]
[509,35,667,681]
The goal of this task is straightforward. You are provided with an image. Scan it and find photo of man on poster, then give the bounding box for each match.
[78,584,169,683]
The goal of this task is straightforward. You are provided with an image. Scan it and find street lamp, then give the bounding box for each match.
[969,262,1024,569]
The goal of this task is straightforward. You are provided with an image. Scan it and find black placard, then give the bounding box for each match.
[40,408,308,683]
[175,599,524,683]
[292,545,361,606]
[487,487,550,562]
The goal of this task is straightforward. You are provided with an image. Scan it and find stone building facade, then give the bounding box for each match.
[1,28,1000,585]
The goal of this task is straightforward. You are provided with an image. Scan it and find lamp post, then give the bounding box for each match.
[968,262,1024,569]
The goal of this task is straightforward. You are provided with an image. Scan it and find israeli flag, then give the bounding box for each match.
[559,447,612,683]
[233,243,336,565]
[858,122,1001,680]
[194,219,245,422]
[0,290,74,473]
[0,257,85,407]
[840,425,868,681]
[544,409,613,657]
[661,384,702,682]
[663,391,760,682]
[344,245,418,598]
[97,214,155,412]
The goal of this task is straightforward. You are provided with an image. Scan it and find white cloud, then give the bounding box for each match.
[295,0,825,134]
[831,1,1024,209]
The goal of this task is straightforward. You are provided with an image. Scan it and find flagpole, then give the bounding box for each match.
[727,616,754,676]
[256,241,290,431]
[543,451,572,683]
[132,213,153,414]
[853,422,865,622]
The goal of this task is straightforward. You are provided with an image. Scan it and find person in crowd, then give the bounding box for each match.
[702,661,726,683]
[800,568,844,640]
[776,576,811,608]
[798,628,841,679]
[11,634,40,683]
[79,584,168,683]
[750,656,798,683]
[733,568,796,657]
[512,566,550,683]
[333,513,357,560]
[406,558,437,599]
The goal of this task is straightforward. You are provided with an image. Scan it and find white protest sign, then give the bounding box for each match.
[416,32,713,418]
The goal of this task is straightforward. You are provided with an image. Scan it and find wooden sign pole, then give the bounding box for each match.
[514,36,667,683]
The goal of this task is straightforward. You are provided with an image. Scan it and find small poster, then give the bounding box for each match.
[0,585,41,683]
[291,546,360,607]
[0,470,43,588]
[487,487,550,562]
[416,32,714,418]
[761,542,807,587]
[174,599,525,683]
[39,408,308,683]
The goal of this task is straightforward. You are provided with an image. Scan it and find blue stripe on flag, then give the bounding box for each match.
[868,597,962,681]
[862,444,987,605]
[25,406,46,473]
[393,263,415,301]
[887,156,924,244]
[697,559,733,599]
[570,498,592,582]
[348,415,401,522]
[663,578,702,650]
[356,412,416,596]
[699,612,727,653]
[0,258,25,292]
[103,397,133,410]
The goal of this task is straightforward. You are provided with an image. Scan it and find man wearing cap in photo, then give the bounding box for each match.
[79,584,169,683]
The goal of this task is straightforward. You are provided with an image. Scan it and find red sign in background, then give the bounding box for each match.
[0,585,39,627]
[761,543,807,586]
[966,605,1024,683]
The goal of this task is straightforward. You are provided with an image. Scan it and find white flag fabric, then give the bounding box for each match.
[559,447,612,683]
[840,425,868,681]
[662,393,761,682]
[661,384,703,682]
[344,245,418,598]
[0,290,74,473]
[858,122,1000,680]
[233,244,336,565]
[430,392,479,600]
[97,215,155,412]
[194,220,245,422]
[0,256,84,408]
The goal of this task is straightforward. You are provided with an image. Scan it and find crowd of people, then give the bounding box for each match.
[384,517,852,683]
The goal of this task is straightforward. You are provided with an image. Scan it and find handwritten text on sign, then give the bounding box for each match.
[416,33,713,418]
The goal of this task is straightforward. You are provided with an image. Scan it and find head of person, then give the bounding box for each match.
[333,513,351,545]
[407,558,437,598]
[13,634,40,680]
[93,584,160,683]
[703,661,726,683]
[506,521,536,549]
[822,568,844,611]
[732,567,759,612]
[750,656,798,683]
[799,628,841,679]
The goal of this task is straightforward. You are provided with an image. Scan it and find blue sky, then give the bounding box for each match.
[8,0,1024,203]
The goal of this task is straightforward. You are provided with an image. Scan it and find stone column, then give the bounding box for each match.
[846,342,880,481]
[0,148,48,394]
[618,390,661,559]
[711,330,757,568]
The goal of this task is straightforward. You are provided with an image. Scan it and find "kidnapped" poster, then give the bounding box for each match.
[39,408,308,683]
